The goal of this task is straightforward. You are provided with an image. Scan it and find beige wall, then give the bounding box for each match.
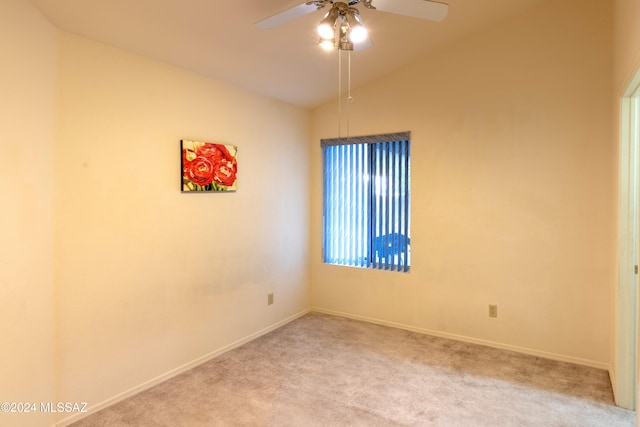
[311,0,614,367]
[53,33,310,420]
[2,4,311,422]
[614,0,640,94]
[0,1,57,426]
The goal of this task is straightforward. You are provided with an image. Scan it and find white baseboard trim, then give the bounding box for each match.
[312,307,611,371]
[609,366,618,403]
[54,309,311,427]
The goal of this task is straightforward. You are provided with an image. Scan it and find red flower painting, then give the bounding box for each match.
[181,140,238,192]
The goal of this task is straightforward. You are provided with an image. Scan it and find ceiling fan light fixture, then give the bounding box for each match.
[347,11,368,43]
[316,3,369,51]
[317,8,339,39]
[317,21,335,39]
[337,38,354,51]
[349,25,368,43]
[319,37,335,50]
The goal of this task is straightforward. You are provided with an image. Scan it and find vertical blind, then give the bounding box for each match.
[322,132,411,272]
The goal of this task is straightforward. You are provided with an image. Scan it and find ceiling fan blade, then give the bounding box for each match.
[373,0,448,22]
[256,2,319,29]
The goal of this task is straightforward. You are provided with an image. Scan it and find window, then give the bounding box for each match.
[322,132,411,272]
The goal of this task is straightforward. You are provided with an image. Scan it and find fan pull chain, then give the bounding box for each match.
[338,49,342,140]
[347,50,352,140]
[337,49,353,141]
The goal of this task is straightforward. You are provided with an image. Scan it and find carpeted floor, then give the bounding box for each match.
[73,312,635,426]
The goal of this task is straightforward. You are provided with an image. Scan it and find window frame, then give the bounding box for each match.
[321,131,411,273]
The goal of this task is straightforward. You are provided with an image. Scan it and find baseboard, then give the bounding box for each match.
[312,307,611,371]
[609,366,618,403]
[54,309,311,427]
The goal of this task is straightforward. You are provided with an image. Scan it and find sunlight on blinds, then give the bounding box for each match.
[322,133,410,272]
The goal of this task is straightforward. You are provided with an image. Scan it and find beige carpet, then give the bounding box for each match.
[73,312,635,426]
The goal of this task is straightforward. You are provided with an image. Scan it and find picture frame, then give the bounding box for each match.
[181,139,238,192]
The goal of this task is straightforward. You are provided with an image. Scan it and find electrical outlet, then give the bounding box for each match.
[267,293,274,305]
[489,304,498,318]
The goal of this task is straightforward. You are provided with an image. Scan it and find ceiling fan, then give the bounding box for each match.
[256,0,447,134]
[256,0,448,50]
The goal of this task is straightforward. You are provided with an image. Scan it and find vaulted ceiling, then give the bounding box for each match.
[31,0,547,108]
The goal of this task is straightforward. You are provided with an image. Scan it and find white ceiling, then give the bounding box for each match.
[30,0,547,108]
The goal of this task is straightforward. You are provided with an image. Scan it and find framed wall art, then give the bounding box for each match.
[181,140,238,192]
